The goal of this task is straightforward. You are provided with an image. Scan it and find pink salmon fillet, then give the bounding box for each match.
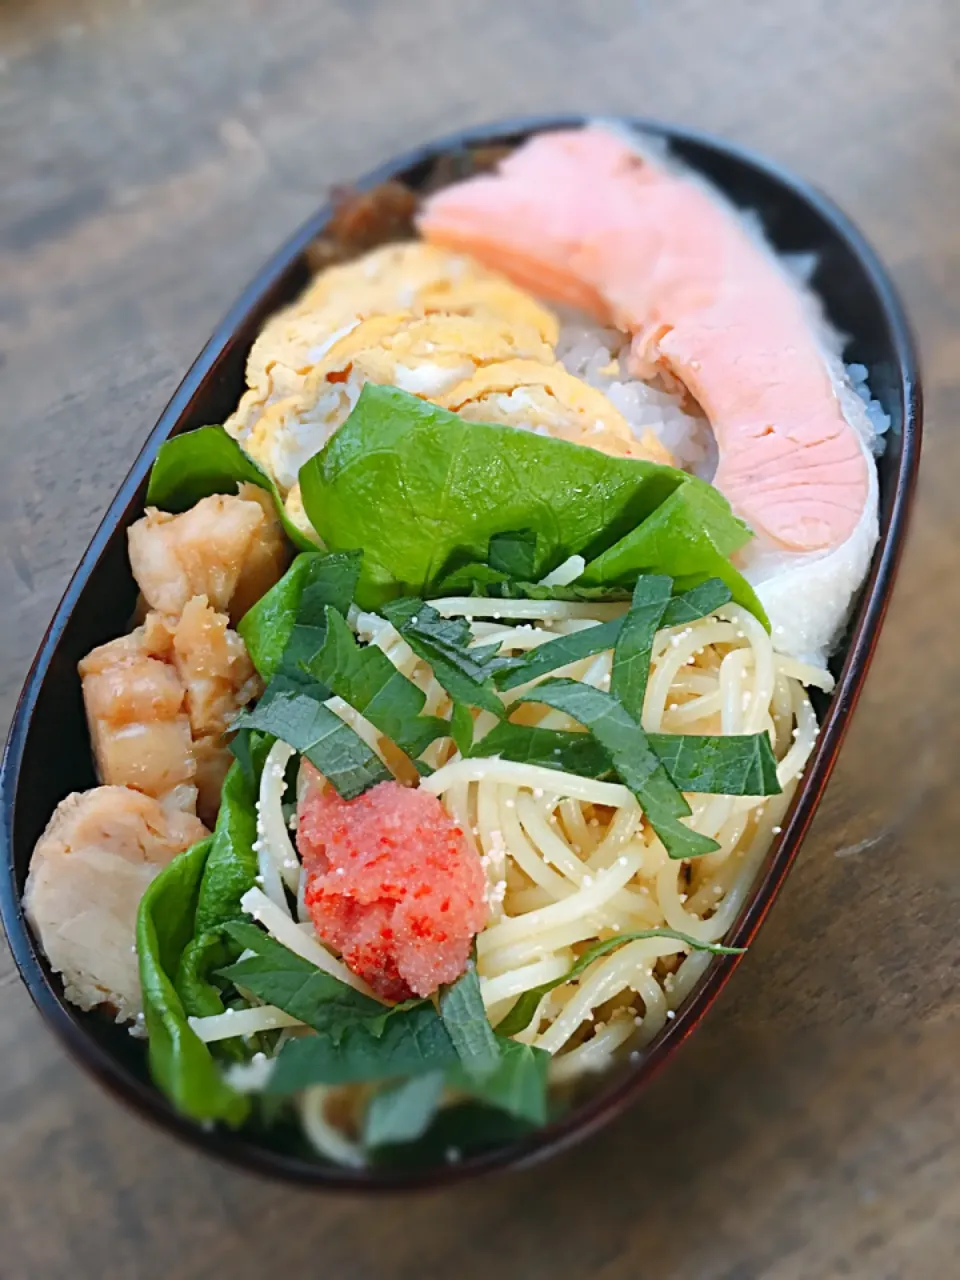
[418,126,869,552]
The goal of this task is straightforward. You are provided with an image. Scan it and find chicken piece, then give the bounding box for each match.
[171,595,262,740]
[79,625,197,807]
[438,359,674,463]
[22,787,206,1021]
[170,596,261,824]
[79,601,260,825]
[128,486,289,624]
[230,483,292,619]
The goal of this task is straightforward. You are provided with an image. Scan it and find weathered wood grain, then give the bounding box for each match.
[1,1,957,1276]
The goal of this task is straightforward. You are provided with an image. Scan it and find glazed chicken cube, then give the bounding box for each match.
[79,599,261,825]
[127,483,289,623]
[171,595,261,739]
[79,625,197,807]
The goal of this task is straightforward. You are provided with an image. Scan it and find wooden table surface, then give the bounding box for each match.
[2,2,958,1276]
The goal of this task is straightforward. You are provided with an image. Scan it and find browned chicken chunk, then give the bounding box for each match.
[79,621,197,807]
[171,595,261,738]
[79,599,262,825]
[127,484,289,624]
[230,484,292,619]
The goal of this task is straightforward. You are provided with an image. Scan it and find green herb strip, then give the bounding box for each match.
[610,575,673,720]
[307,607,447,758]
[495,928,745,1037]
[469,722,780,798]
[363,1073,446,1148]
[382,599,512,717]
[648,732,780,797]
[219,922,396,1043]
[208,926,550,1126]
[447,1038,550,1125]
[435,565,633,602]
[235,676,390,799]
[469,721,612,777]
[495,617,624,692]
[490,575,733,700]
[265,1002,460,1092]
[660,577,732,627]
[516,679,719,859]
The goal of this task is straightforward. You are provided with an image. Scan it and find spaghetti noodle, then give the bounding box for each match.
[245,597,827,1087]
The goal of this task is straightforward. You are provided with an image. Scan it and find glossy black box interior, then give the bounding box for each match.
[0,117,920,1187]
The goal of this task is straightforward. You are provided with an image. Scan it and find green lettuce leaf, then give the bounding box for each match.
[495,928,745,1036]
[193,760,260,937]
[164,743,268,1076]
[363,1073,445,1149]
[487,530,539,579]
[238,551,361,682]
[265,1002,460,1092]
[174,926,266,1065]
[175,927,237,1020]
[146,424,316,551]
[229,726,275,792]
[136,838,250,1125]
[299,384,759,614]
[579,482,766,621]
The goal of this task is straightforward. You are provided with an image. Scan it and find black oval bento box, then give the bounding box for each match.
[0,116,922,1188]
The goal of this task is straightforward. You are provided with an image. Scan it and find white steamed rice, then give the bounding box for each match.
[555,311,718,475]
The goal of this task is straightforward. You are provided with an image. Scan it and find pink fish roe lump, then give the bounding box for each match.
[297,767,487,1002]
